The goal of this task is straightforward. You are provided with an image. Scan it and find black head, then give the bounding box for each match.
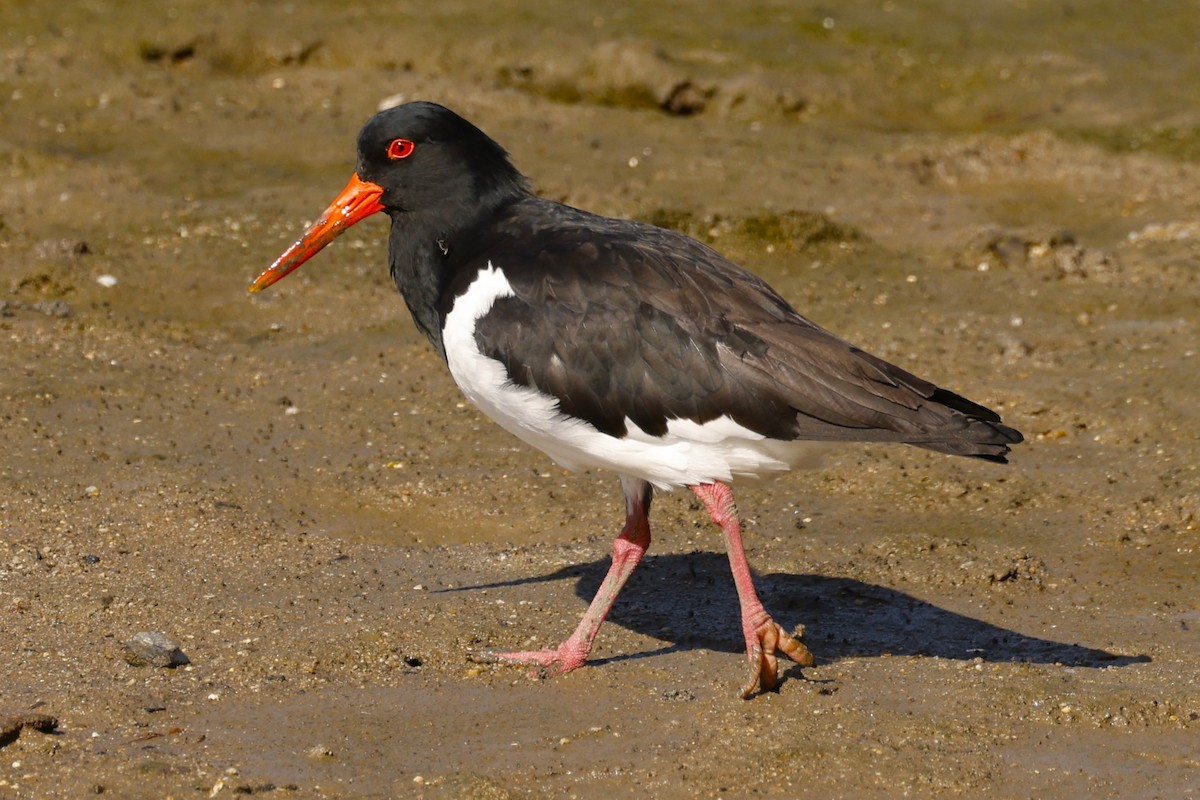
[249,101,531,294]
[355,101,529,218]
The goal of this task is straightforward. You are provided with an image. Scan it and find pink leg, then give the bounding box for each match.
[478,476,653,675]
[691,481,814,698]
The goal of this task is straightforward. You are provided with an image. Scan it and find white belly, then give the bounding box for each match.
[442,263,826,490]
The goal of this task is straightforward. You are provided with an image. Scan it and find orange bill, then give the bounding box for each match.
[248,173,386,293]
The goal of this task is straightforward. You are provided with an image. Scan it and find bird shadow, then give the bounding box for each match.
[446,552,1150,669]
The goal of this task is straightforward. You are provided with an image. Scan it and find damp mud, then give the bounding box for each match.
[2,3,1197,798]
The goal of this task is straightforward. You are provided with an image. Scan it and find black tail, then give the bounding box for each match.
[910,388,1024,463]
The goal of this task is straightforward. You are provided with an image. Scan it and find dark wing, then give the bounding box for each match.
[469,202,1022,461]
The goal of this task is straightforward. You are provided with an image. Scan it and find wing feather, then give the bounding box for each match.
[464,200,1021,461]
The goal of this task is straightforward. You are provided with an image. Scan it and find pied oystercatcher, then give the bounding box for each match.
[249,101,1023,697]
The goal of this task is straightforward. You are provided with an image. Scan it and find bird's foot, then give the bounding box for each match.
[471,640,588,679]
[740,618,815,699]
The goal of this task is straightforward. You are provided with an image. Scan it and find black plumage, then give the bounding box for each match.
[466,199,1020,459]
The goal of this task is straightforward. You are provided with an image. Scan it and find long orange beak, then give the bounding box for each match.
[248,173,386,293]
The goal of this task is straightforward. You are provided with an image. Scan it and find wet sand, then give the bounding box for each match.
[2,2,1197,797]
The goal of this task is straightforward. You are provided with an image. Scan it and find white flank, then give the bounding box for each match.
[443,262,827,490]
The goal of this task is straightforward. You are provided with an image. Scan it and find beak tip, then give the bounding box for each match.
[248,173,383,297]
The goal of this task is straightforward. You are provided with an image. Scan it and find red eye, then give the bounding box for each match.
[387,138,415,160]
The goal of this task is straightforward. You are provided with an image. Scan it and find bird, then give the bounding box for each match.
[249,101,1023,698]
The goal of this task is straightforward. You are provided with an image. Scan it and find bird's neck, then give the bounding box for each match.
[386,194,524,360]
[387,219,454,359]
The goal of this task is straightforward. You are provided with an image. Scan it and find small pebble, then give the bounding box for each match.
[378,92,406,111]
[96,275,118,288]
[123,631,189,667]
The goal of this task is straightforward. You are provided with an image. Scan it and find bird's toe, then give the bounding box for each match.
[739,619,815,698]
